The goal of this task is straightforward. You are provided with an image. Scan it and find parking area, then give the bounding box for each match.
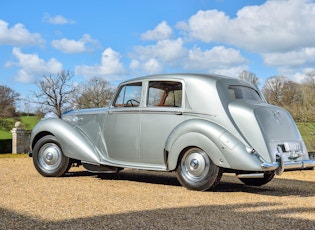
[1,157,314,229]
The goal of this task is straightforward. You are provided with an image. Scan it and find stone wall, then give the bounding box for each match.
[11,122,31,154]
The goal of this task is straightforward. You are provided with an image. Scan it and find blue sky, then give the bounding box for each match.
[1,0,315,111]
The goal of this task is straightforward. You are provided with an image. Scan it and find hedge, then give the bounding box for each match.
[0,139,12,153]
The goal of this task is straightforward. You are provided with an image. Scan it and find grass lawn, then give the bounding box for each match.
[0,116,39,139]
[296,122,315,151]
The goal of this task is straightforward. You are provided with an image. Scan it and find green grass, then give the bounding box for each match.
[20,116,39,130]
[296,122,315,151]
[0,116,39,140]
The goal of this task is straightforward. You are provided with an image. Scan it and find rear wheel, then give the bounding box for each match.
[33,135,70,177]
[176,147,222,191]
[238,172,275,186]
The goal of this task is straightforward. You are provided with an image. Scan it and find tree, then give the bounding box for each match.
[0,85,19,118]
[299,71,315,122]
[34,70,77,118]
[237,70,260,86]
[73,77,116,109]
[0,85,20,130]
[262,76,289,106]
[303,71,315,90]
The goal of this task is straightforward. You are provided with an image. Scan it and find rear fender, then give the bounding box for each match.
[167,132,229,170]
[166,119,232,170]
[30,118,100,164]
[166,119,266,172]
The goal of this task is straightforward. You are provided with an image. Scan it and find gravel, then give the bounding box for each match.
[0,157,314,229]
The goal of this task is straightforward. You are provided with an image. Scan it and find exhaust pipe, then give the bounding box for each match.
[237,173,264,179]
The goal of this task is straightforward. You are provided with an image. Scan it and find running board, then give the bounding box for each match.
[82,162,120,173]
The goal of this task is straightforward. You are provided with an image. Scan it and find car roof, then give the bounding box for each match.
[120,73,234,85]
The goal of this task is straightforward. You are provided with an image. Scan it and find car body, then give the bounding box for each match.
[29,73,315,191]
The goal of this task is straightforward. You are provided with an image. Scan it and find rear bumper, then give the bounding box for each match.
[261,159,315,172]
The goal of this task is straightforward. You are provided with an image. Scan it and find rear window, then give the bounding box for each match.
[147,81,182,107]
[228,85,262,102]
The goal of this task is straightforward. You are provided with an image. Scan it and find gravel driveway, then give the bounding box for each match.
[1,157,314,229]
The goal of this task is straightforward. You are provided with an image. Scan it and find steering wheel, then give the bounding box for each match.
[126,99,140,107]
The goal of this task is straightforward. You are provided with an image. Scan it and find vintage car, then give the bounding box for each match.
[29,73,315,191]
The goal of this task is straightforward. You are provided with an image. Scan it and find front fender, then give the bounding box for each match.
[30,118,100,164]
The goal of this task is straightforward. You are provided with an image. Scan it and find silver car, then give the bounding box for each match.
[29,73,315,191]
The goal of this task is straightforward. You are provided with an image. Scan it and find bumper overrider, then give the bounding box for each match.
[261,153,315,175]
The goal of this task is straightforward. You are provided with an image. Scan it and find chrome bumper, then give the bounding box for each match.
[261,159,315,173]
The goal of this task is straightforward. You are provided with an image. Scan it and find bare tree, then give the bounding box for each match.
[0,85,20,118]
[237,70,260,86]
[262,76,289,106]
[0,85,20,130]
[299,71,315,122]
[303,71,315,89]
[73,77,116,108]
[34,70,77,118]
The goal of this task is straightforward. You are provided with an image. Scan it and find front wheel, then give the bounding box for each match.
[176,148,222,191]
[32,135,70,177]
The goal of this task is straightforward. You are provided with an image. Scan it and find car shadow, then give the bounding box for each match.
[64,168,315,197]
[1,202,314,229]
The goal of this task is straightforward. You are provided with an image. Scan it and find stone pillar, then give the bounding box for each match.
[11,122,31,154]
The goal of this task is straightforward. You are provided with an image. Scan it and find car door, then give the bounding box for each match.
[103,82,142,163]
[139,80,185,166]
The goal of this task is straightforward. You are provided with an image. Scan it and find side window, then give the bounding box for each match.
[147,81,182,107]
[113,83,142,107]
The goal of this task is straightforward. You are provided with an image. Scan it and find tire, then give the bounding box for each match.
[176,147,222,191]
[32,135,70,177]
[238,172,275,186]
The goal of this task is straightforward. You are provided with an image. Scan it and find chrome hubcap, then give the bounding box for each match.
[182,150,209,181]
[38,143,62,171]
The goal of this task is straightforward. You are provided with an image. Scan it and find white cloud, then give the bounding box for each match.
[6,47,63,83]
[184,46,248,76]
[141,21,173,41]
[0,20,44,46]
[185,46,247,69]
[175,0,315,78]
[292,68,315,82]
[75,47,126,80]
[51,34,101,53]
[43,14,75,25]
[263,48,315,75]
[177,9,229,43]
[129,37,247,76]
[130,38,187,73]
[178,0,315,53]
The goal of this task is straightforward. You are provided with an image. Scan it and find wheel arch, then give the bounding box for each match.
[31,131,54,150]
